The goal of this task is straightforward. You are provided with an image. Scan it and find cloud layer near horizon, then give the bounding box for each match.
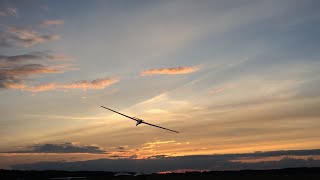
[8,149,320,172]
[141,66,199,76]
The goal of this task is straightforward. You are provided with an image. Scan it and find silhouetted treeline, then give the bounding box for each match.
[1,167,320,180]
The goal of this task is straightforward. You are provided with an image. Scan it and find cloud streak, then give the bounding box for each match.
[0,52,117,92]
[24,83,57,92]
[0,64,71,90]
[0,52,74,90]
[0,7,17,17]
[40,20,65,28]
[141,66,199,76]
[62,78,119,90]
[5,142,107,154]
[9,27,60,47]
[0,27,60,47]
[22,78,119,92]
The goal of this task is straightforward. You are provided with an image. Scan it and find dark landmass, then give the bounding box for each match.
[1,167,320,180]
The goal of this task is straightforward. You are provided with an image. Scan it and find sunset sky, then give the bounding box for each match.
[1,0,320,171]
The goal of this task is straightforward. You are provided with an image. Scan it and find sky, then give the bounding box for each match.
[1,0,320,172]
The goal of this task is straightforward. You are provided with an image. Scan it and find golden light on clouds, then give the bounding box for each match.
[3,82,26,90]
[25,83,57,92]
[141,66,199,75]
[13,78,119,92]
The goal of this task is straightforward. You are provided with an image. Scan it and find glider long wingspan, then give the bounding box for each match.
[101,106,139,122]
[101,106,179,133]
[141,121,179,133]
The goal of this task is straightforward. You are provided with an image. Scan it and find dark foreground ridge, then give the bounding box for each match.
[1,167,320,180]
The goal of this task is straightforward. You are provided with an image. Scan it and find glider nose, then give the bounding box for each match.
[136,120,143,126]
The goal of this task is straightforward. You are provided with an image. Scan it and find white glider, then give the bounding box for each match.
[101,106,179,133]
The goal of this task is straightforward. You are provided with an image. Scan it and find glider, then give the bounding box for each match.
[101,106,179,133]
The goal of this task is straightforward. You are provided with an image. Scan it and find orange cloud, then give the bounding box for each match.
[40,20,65,28]
[62,78,119,90]
[0,64,71,89]
[3,82,26,90]
[25,83,57,92]
[2,64,65,76]
[20,78,119,92]
[141,66,199,75]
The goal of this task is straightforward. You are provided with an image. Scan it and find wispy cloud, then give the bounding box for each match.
[0,52,72,65]
[0,27,60,47]
[0,52,74,63]
[0,52,74,90]
[0,54,42,66]
[0,64,72,90]
[62,78,119,90]
[0,52,117,92]
[4,142,107,154]
[46,54,74,61]
[24,83,57,92]
[40,20,64,28]
[8,27,60,47]
[21,78,119,92]
[0,7,17,17]
[2,64,66,76]
[141,66,199,76]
